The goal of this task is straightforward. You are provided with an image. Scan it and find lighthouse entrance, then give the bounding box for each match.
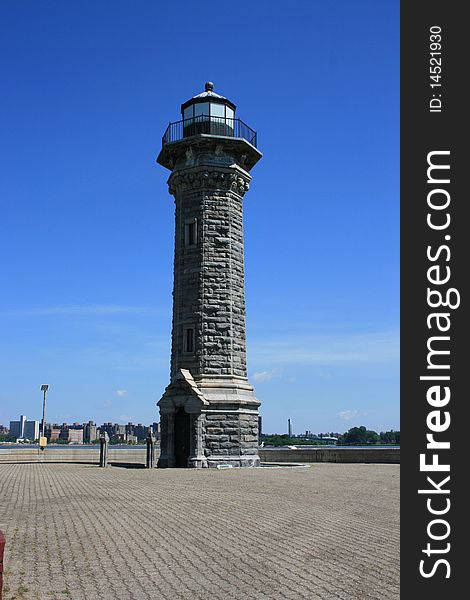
[174,407,191,467]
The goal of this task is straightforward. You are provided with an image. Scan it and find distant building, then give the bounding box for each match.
[23,420,39,440]
[43,423,84,444]
[45,424,60,441]
[9,415,39,440]
[115,424,126,437]
[83,421,98,443]
[59,424,83,444]
[10,415,27,439]
[133,424,147,440]
[100,422,114,438]
[65,428,83,444]
[45,424,62,441]
[288,418,293,438]
[98,421,160,443]
[51,427,61,441]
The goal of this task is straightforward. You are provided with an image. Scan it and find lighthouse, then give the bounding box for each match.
[156,82,262,468]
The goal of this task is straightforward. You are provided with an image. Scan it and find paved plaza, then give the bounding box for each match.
[0,463,399,600]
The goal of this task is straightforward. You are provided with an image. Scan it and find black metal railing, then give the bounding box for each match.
[162,116,257,148]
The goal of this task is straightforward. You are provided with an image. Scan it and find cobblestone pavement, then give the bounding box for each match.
[0,463,399,600]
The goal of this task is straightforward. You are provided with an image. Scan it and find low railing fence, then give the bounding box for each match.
[162,115,257,147]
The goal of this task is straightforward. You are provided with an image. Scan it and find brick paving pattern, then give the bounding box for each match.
[0,463,399,600]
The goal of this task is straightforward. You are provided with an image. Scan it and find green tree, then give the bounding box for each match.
[260,434,329,446]
[338,426,380,445]
[379,430,400,444]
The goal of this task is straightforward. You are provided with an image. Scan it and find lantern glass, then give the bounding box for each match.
[194,102,209,120]
[183,106,193,122]
[226,106,234,128]
[210,103,225,118]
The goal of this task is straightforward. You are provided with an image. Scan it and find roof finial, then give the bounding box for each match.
[205,81,214,92]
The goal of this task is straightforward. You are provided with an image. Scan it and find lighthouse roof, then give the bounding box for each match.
[181,82,236,112]
[192,88,226,100]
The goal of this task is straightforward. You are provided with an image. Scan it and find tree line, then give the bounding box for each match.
[337,426,400,446]
[260,426,399,447]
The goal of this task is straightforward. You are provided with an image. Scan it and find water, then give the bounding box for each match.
[0,443,148,450]
[1,443,398,450]
[262,445,399,449]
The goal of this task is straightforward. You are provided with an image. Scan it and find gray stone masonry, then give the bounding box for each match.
[157,132,262,468]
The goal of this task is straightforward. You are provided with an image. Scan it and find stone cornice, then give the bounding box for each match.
[157,134,262,172]
[168,167,250,197]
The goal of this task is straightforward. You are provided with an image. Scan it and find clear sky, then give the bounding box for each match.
[0,0,399,435]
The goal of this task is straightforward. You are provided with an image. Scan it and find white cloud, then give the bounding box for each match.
[251,368,282,383]
[338,410,358,421]
[116,389,128,397]
[338,409,368,421]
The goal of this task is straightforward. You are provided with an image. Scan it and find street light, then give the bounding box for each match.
[40,384,49,449]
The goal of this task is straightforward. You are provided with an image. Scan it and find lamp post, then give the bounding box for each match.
[40,384,49,448]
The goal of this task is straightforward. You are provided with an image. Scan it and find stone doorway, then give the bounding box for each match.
[174,407,190,467]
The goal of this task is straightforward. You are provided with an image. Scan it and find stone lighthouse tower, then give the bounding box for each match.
[156,82,262,468]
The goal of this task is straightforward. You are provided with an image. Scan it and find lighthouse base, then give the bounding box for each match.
[157,370,260,469]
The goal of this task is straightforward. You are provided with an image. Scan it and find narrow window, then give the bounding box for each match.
[184,327,195,353]
[184,219,197,247]
[188,222,195,245]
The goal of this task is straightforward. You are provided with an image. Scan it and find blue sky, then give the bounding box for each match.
[0,0,399,435]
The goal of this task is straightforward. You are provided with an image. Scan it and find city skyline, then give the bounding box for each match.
[1,409,394,439]
[3,413,389,440]
[0,1,399,434]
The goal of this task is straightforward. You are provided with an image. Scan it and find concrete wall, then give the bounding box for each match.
[1,446,399,464]
[0,447,148,465]
[259,447,400,464]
